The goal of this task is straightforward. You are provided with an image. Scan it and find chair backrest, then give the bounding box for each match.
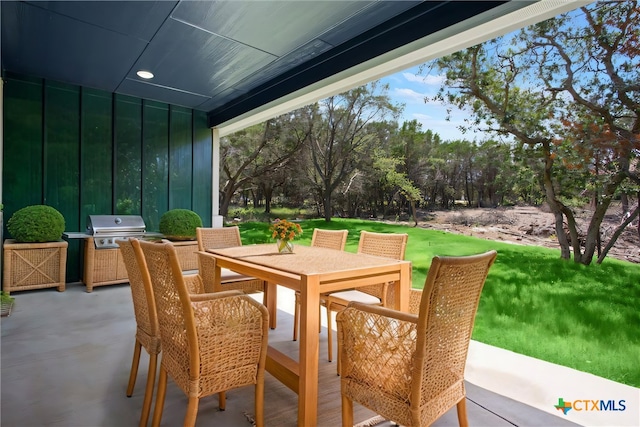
[311,229,348,251]
[196,226,242,252]
[138,240,195,389]
[356,231,408,302]
[357,230,408,260]
[117,238,160,353]
[416,250,497,403]
[140,239,269,398]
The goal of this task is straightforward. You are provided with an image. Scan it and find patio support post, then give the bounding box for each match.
[1,76,3,206]
[211,127,223,228]
[1,77,4,252]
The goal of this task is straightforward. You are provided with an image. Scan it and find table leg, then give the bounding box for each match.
[396,262,412,312]
[298,276,320,426]
[214,264,221,293]
[266,282,278,329]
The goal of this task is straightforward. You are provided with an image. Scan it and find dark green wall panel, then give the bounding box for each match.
[169,106,193,210]
[44,81,80,225]
[44,81,81,281]
[142,101,169,231]
[81,88,113,226]
[114,94,142,216]
[192,110,213,227]
[3,74,212,283]
[2,75,43,224]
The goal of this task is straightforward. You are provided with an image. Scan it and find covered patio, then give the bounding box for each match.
[2,1,618,426]
[1,282,581,427]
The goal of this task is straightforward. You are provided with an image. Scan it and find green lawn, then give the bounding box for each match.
[237,218,640,387]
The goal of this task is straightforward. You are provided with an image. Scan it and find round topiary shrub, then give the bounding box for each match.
[159,209,202,241]
[7,205,66,243]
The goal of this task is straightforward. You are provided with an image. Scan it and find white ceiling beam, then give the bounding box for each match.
[217,0,590,137]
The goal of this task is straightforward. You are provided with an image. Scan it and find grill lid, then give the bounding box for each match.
[87,215,146,236]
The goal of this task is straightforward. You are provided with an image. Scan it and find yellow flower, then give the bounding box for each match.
[269,218,303,242]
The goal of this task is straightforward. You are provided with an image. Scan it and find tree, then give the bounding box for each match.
[302,81,399,221]
[219,113,309,217]
[372,151,422,226]
[429,1,640,264]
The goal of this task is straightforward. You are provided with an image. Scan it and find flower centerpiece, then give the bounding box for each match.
[269,219,303,253]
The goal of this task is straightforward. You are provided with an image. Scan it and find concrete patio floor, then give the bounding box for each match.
[0,281,627,427]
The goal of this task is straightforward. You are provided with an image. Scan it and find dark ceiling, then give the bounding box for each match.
[1,1,517,128]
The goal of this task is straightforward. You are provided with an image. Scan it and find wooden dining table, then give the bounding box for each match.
[206,243,412,427]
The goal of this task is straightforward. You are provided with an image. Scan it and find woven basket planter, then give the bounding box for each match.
[3,239,67,294]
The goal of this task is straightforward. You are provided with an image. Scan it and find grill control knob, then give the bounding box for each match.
[99,239,105,245]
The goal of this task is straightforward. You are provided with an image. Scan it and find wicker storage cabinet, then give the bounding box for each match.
[3,239,67,294]
[83,238,129,292]
[170,240,199,271]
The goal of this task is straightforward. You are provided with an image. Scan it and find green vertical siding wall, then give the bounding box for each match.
[3,73,213,283]
[44,81,82,278]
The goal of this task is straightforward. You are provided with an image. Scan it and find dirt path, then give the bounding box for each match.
[403,205,639,264]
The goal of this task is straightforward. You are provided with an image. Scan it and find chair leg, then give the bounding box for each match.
[341,394,354,427]
[139,352,158,427]
[218,391,226,410]
[126,339,142,397]
[336,334,341,376]
[293,293,299,341]
[326,302,333,362]
[457,398,469,427]
[184,396,199,427]
[255,381,264,427]
[151,365,168,427]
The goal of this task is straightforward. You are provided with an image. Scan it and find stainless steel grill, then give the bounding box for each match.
[86,215,155,249]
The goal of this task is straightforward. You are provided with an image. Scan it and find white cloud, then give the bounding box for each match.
[413,113,434,121]
[410,111,479,141]
[393,87,426,104]
[402,72,445,86]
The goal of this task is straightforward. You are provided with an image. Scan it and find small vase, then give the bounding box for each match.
[277,239,294,253]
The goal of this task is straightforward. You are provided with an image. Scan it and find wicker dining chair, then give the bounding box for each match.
[117,238,160,427]
[138,239,269,427]
[324,230,408,367]
[196,226,266,298]
[292,228,348,341]
[336,250,497,427]
[118,238,206,427]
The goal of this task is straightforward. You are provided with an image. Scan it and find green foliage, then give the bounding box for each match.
[159,209,202,241]
[238,218,640,387]
[228,206,312,223]
[425,1,640,264]
[1,291,15,304]
[7,205,65,242]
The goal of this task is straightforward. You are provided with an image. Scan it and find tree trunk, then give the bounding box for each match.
[579,201,610,264]
[323,184,332,222]
[410,200,418,227]
[597,204,639,264]
[264,186,273,214]
[621,193,629,215]
[541,142,571,259]
[219,183,235,218]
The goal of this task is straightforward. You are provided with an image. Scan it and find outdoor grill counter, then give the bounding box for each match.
[63,215,162,292]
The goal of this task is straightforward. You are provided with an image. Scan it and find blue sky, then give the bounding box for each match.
[380,65,473,142]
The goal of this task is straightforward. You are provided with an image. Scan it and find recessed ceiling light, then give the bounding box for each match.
[136,70,154,79]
